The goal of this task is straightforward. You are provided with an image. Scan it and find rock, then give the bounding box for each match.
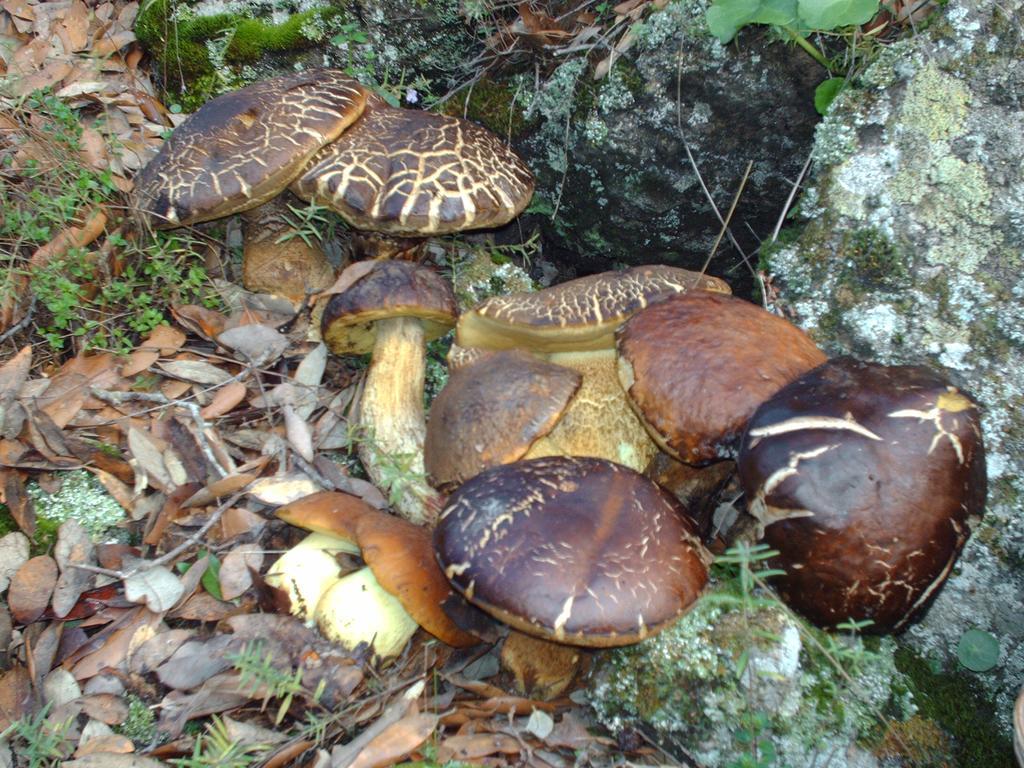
[589,589,912,766]
[513,1,822,284]
[763,0,1024,750]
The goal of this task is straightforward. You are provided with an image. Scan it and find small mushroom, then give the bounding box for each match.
[737,357,986,632]
[292,96,534,259]
[321,260,457,524]
[276,491,478,651]
[133,70,367,295]
[452,266,731,471]
[424,350,582,492]
[616,291,827,465]
[264,531,359,620]
[434,455,709,647]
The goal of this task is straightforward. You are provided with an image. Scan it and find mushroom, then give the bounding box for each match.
[452,265,731,472]
[133,69,368,297]
[321,260,457,524]
[424,349,582,492]
[275,491,478,655]
[616,291,827,465]
[264,531,358,620]
[291,95,535,260]
[737,357,986,632]
[433,455,709,647]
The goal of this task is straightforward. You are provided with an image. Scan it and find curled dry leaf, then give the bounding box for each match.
[0,531,30,592]
[284,403,315,463]
[155,636,235,690]
[200,380,248,419]
[127,427,172,492]
[73,733,135,758]
[247,474,321,506]
[62,755,167,768]
[53,519,97,618]
[218,544,263,601]
[8,554,58,624]
[0,345,31,438]
[121,324,187,377]
[123,565,184,613]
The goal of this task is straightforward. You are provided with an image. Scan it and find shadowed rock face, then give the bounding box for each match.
[514,2,821,287]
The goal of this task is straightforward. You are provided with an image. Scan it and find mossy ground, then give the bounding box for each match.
[893,647,1015,767]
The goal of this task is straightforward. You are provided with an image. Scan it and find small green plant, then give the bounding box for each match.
[228,641,324,725]
[275,201,342,247]
[169,715,265,768]
[115,694,159,746]
[0,704,75,767]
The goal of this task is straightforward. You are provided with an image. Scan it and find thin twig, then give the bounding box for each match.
[0,296,36,344]
[769,151,813,244]
[700,160,752,275]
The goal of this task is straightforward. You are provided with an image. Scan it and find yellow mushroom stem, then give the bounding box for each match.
[315,567,418,658]
[264,532,358,621]
[359,317,444,526]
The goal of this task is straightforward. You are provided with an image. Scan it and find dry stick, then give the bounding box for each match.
[550,72,580,222]
[700,160,753,276]
[0,296,36,344]
[769,151,814,245]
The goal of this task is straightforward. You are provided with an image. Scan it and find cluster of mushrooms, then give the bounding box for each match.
[136,69,987,699]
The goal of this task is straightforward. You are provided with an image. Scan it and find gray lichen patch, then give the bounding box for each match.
[27,470,126,542]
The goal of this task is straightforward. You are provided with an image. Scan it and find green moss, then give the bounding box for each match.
[894,647,1015,767]
[115,694,159,746]
[440,78,532,138]
[0,504,16,537]
[837,228,908,292]
[135,0,345,103]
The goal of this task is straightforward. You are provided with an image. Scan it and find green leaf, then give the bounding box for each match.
[706,0,761,42]
[200,552,224,601]
[957,628,999,672]
[814,77,846,114]
[797,0,878,30]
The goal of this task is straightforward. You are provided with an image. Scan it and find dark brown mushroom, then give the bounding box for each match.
[134,70,365,226]
[292,96,534,259]
[434,455,709,647]
[737,356,986,632]
[133,69,366,295]
[321,260,456,524]
[616,291,827,465]
[424,350,581,493]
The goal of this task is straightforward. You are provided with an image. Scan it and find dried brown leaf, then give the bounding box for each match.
[9,555,58,624]
[127,427,172,491]
[156,635,235,690]
[121,324,186,377]
[0,345,31,438]
[0,666,32,730]
[53,519,96,618]
[247,474,321,506]
[217,324,288,367]
[157,360,233,386]
[345,711,439,768]
[63,755,166,767]
[199,381,247,419]
[123,565,183,612]
[0,531,30,592]
[73,733,135,758]
[218,544,262,601]
[283,404,314,463]
[156,672,250,737]
[435,733,522,762]
[78,693,129,725]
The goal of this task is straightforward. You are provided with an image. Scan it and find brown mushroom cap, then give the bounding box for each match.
[134,70,367,228]
[434,456,709,647]
[292,97,534,235]
[424,350,582,491]
[456,265,731,353]
[616,291,827,464]
[277,491,478,647]
[321,260,457,355]
[737,357,986,633]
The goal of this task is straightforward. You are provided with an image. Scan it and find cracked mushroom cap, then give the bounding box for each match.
[616,291,827,464]
[292,97,534,235]
[434,456,709,647]
[277,491,478,647]
[320,260,456,355]
[456,265,731,353]
[737,357,986,633]
[424,350,582,492]
[134,70,367,228]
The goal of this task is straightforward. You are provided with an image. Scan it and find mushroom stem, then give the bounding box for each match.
[359,316,443,525]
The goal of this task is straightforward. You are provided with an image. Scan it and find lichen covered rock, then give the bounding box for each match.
[590,587,913,766]
[763,0,1024,742]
